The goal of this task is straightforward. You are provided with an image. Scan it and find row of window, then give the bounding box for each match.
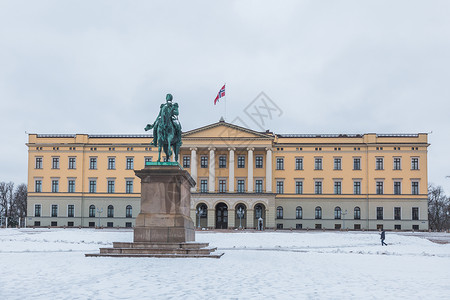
[275,180,420,195]
[275,157,420,171]
[34,179,134,193]
[276,206,420,220]
[34,204,133,218]
[33,221,133,228]
[35,157,140,170]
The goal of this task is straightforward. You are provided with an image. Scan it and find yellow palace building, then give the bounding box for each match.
[26,120,429,231]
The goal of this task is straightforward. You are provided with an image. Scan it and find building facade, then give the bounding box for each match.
[26,120,429,230]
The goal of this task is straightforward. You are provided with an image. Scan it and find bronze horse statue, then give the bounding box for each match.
[145,94,182,162]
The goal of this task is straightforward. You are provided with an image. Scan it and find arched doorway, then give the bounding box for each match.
[234,203,247,229]
[254,203,266,229]
[215,202,228,229]
[195,203,208,228]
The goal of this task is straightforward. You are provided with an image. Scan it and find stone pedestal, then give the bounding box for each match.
[86,163,223,258]
[134,164,195,243]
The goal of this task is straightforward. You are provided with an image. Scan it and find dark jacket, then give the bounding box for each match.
[381,231,386,239]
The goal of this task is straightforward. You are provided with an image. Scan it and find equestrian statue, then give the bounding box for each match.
[144,94,182,162]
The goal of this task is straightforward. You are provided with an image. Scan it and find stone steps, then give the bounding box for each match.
[86,242,222,258]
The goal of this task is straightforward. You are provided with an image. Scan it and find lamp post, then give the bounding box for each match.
[196,207,203,228]
[97,208,103,228]
[342,209,348,230]
[237,206,245,229]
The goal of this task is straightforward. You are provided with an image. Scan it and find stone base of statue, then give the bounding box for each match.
[86,163,222,258]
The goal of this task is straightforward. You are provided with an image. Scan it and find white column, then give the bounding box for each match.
[266,148,272,192]
[190,147,197,192]
[247,147,254,192]
[208,147,215,192]
[228,147,235,192]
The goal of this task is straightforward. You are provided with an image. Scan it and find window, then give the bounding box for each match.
[125,222,132,228]
[255,156,263,168]
[89,180,97,193]
[51,221,57,227]
[68,157,76,169]
[107,222,113,228]
[393,157,401,170]
[107,205,114,218]
[89,157,97,169]
[255,180,263,193]
[276,206,283,219]
[315,224,322,229]
[108,157,116,170]
[237,180,245,193]
[296,224,302,229]
[126,180,133,194]
[200,180,208,193]
[126,157,134,170]
[107,180,115,193]
[412,224,419,230]
[315,158,322,170]
[51,205,58,217]
[295,158,303,170]
[376,157,384,170]
[35,180,42,193]
[277,224,283,229]
[51,180,59,193]
[219,179,226,193]
[200,156,208,168]
[354,181,361,195]
[354,207,361,219]
[394,224,401,230]
[276,181,284,194]
[295,181,303,194]
[145,157,152,164]
[394,181,401,195]
[237,156,245,168]
[353,158,361,170]
[255,204,263,219]
[354,224,361,230]
[412,181,419,195]
[315,181,322,194]
[334,207,342,219]
[412,207,419,220]
[394,207,401,220]
[219,156,227,168]
[334,158,342,170]
[183,156,191,168]
[89,205,96,217]
[376,207,383,220]
[411,158,419,170]
[334,181,342,195]
[35,204,41,217]
[68,221,74,227]
[68,180,75,193]
[315,207,322,219]
[68,205,74,218]
[126,205,132,218]
[376,181,384,195]
[296,206,302,219]
[52,157,60,169]
[35,157,43,169]
[276,158,284,170]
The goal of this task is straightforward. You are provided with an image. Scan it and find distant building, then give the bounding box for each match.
[26,120,429,231]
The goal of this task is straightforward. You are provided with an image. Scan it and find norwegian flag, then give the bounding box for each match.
[214,84,226,105]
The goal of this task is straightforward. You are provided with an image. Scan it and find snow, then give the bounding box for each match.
[0,229,449,299]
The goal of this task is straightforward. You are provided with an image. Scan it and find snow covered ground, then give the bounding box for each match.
[0,229,449,299]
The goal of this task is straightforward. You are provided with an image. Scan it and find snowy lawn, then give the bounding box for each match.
[0,229,449,299]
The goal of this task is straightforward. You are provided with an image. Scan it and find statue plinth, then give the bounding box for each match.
[134,163,195,243]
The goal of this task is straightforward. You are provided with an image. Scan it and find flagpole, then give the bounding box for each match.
[224,83,227,121]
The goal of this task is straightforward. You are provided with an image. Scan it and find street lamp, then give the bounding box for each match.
[342,209,348,230]
[237,206,245,229]
[196,207,204,228]
[97,207,103,228]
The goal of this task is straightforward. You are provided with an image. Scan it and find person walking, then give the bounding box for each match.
[380,230,387,246]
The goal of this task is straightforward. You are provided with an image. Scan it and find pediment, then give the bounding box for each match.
[182,121,272,140]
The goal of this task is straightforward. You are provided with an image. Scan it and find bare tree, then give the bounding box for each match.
[0,181,14,227]
[11,184,27,227]
[428,184,450,231]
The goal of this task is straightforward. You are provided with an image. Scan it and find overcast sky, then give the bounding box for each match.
[1,0,449,193]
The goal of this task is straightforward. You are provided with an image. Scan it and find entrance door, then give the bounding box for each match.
[215,203,228,229]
